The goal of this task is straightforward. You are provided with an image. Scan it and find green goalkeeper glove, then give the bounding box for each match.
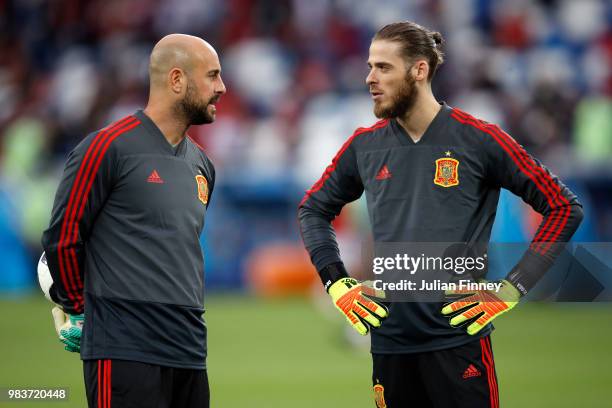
[328,278,388,335]
[441,279,521,335]
[52,307,84,352]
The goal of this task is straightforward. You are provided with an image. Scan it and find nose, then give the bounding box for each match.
[366,69,376,87]
[217,76,227,95]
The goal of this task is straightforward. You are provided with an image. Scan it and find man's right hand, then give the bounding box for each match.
[51,307,84,353]
[328,278,388,335]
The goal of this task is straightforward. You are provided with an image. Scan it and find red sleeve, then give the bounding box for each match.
[41,116,139,313]
[451,108,583,294]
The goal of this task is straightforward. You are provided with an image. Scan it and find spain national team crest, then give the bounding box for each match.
[195,175,209,205]
[434,156,459,187]
[373,383,387,408]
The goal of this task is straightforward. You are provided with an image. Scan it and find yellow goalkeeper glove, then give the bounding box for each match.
[328,278,388,335]
[441,279,521,335]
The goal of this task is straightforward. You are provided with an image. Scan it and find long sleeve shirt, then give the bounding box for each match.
[298,103,583,353]
[42,110,215,368]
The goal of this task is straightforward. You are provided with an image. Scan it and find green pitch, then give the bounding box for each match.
[0,295,611,407]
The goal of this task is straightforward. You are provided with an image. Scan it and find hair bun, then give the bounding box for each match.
[431,32,443,46]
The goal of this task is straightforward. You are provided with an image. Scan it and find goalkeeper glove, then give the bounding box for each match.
[52,307,84,352]
[328,278,388,336]
[441,279,521,335]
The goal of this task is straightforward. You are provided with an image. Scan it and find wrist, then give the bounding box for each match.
[68,314,84,324]
[328,277,359,299]
[500,279,522,301]
[506,250,554,296]
[320,262,350,292]
[504,270,529,297]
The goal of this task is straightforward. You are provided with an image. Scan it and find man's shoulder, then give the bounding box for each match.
[186,135,209,159]
[186,135,215,175]
[73,114,143,156]
[345,119,392,150]
[447,107,505,142]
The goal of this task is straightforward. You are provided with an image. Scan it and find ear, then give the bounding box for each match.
[412,60,430,82]
[168,68,185,94]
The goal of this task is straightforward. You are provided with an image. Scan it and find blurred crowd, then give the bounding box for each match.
[0,0,611,291]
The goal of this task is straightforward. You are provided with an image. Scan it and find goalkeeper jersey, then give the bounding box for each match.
[298,102,583,353]
[42,110,215,369]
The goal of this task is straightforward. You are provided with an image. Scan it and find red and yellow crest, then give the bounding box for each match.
[434,157,459,187]
[373,384,387,408]
[195,175,209,205]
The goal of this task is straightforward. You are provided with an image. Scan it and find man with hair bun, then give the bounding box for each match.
[299,21,582,407]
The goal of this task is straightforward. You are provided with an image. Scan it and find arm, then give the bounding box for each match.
[298,136,364,289]
[41,130,119,315]
[442,119,583,335]
[482,124,583,295]
[298,133,387,335]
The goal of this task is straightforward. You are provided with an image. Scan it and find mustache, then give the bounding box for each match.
[208,95,221,104]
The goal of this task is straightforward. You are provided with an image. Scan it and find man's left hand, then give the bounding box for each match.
[441,279,521,335]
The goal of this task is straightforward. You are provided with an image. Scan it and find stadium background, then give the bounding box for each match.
[0,0,611,406]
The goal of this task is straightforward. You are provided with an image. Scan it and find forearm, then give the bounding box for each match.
[41,233,85,314]
[298,205,349,288]
[506,203,584,295]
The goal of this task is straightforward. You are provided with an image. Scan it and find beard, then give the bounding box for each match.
[176,81,217,125]
[373,73,418,119]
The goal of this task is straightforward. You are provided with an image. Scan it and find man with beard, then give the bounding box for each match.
[298,21,582,407]
[41,34,225,407]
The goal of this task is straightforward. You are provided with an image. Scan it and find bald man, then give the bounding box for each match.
[42,34,226,407]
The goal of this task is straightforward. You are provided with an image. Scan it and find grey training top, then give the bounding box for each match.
[42,110,215,369]
[298,103,583,353]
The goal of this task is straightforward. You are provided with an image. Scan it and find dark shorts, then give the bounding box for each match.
[372,336,499,408]
[83,360,209,408]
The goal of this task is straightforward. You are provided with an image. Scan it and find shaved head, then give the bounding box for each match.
[149,34,217,88]
[146,34,225,126]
